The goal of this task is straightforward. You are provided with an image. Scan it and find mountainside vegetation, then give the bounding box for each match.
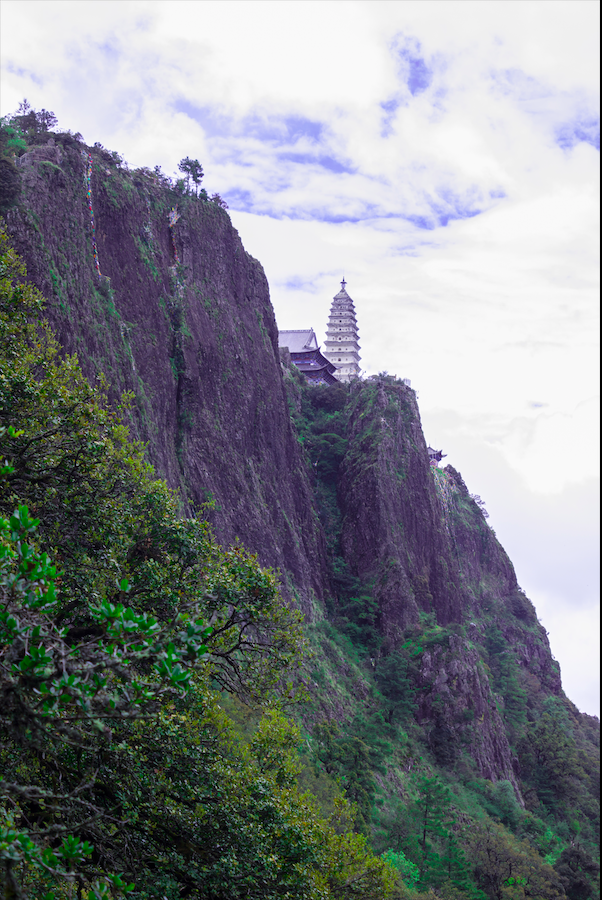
[0,107,599,900]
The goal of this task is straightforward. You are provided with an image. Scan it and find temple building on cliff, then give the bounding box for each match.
[427,447,447,467]
[322,279,361,382]
[278,329,339,385]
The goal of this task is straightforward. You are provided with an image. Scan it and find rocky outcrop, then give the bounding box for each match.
[418,633,523,799]
[5,137,329,616]
[338,380,464,637]
[332,379,560,792]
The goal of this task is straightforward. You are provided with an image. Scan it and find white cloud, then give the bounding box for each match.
[530,592,600,718]
[498,398,600,494]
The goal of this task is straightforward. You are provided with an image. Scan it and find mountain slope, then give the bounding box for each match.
[1,116,598,899]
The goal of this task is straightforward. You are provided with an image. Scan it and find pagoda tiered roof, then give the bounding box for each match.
[278,330,339,385]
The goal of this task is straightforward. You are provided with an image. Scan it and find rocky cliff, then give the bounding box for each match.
[282,371,566,799]
[2,129,594,810]
[5,133,328,617]
[339,380,464,633]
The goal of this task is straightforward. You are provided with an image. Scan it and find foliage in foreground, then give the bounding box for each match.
[0,222,397,898]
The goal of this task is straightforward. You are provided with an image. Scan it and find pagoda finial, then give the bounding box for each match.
[341,277,347,290]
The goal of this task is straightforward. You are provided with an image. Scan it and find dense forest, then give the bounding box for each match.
[0,106,599,900]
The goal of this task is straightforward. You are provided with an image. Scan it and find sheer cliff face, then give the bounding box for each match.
[418,635,522,795]
[5,137,328,616]
[337,381,559,687]
[338,381,464,636]
[334,379,562,793]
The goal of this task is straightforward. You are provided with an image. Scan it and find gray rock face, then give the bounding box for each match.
[17,138,64,167]
[338,381,464,635]
[418,635,523,799]
[5,140,329,617]
[331,379,560,791]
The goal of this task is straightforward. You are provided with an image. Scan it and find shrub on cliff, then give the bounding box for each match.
[178,156,204,196]
[0,157,21,215]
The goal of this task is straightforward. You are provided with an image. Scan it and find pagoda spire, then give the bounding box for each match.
[322,280,361,383]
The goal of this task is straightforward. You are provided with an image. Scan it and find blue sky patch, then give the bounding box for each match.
[97,39,121,62]
[223,187,255,213]
[278,151,353,174]
[407,55,431,96]
[173,98,227,137]
[405,214,437,231]
[240,114,321,146]
[380,97,402,137]
[284,275,318,291]
[5,62,43,87]
[491,68,551,102]
[556,116,600,151]
[317,212,363,224]
[282,116,322,143]
[430,188,483,226]
[172,99,324,149]
[393,36,432,96]
[401,188,484,230]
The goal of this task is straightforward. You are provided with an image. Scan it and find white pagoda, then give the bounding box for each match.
[323,279,361,383]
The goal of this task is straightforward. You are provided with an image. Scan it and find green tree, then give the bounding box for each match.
[313,721,375,833]
[0,119,27,160]
[554,845,600,900]
[0,158,20,215]
[12,100,57,135]
[485,628,527,733]
[439,830,481,897]
[467,821,565,900]
[382,849,420,889]
[375,650,417,726]
[518,711,581,812]
[492,781,523,832]
[0,505,208,898]
[210,192,228,208]
[412,776,453,883]
[177,156,204,196]
[306,431,348,484]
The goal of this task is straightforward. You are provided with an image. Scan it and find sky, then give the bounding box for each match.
[1,0,599,715]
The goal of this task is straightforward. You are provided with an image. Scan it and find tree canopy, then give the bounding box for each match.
[177,156,204,196]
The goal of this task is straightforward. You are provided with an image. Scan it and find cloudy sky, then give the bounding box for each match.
[1,0,599,715]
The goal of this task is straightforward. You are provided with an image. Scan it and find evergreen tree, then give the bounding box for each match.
[178,156,204,196]
[554,845,600,900]
[375,649,417,726]
[412,776,453,884]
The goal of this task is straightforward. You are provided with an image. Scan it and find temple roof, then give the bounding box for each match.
[427,447,447,460]
[281,341,339,385]
[278,329,318,353]
[295,358,339,384]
